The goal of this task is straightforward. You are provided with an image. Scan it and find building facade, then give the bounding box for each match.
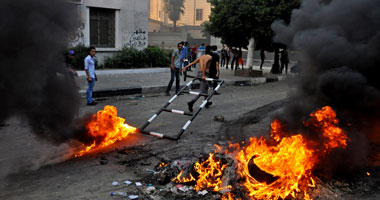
[70,0,149,64]
[148,0,213,48]
[149,0,211,27]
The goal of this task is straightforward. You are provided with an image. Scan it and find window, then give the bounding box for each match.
[90,7,115,48]
[196,9,203,21]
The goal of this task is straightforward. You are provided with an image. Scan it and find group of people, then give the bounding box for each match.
[165,42,221,112]
[220,46,244,70]
[65,43,291,108]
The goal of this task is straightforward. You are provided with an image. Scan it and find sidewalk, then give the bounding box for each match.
[75,64,293,98]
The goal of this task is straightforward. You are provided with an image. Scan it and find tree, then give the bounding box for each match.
[204,0,300,73]
[164,0,185,31]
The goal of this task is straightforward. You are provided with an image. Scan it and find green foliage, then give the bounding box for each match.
[104,46,171,69]
[143,46,171,67]
[66,44,95,70]
[164,0,185,29]
[205,0,301,50]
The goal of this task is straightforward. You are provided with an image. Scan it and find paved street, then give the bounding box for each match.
[0,81,289,199]
[74,61,295,94]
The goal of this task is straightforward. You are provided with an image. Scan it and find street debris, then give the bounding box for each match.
[111,181,119,186]
[110,191,127,197]
[124,180,132,185]
[128,194,139,199]
[213,115,225,122]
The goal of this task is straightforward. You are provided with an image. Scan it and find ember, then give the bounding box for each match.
[75,106,138,157]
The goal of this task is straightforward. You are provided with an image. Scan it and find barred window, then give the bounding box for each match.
[90,7,115,48]
[196,9,203,21]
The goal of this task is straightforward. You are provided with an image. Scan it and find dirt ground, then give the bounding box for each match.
[1,81,380,200]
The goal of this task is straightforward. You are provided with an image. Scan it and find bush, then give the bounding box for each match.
[105,46,171,69]
[143,46,171,67]
[65,44,98,70]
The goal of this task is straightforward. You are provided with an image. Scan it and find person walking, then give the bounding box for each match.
[237,48,243,70]
[230,48,236,70]
[181,46,213,112]
[182,42,189,71]
[165,42,183,96]
[191,44,197,63]
[199,43,206,56]
[65,49,78,78]
[225,46,231,69]
[210,45,220,94]
[280,48,289,74]
[85,47,97,106]
[220,46,226,68]
[260,49,265,70]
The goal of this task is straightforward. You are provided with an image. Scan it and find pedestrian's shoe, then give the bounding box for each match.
[87,101,97,106]
[205,102,213,108]
[187,102,194,112]
[165,91,170,96]
[214,92,221,95]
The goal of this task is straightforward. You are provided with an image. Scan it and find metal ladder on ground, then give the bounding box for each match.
[138,77,224,141]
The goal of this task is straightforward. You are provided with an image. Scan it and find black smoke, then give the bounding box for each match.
[272,0,380,175]
[0,0,84,143]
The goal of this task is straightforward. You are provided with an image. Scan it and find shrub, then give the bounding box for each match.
[143,46,171,67]
[65,44,98,70]
[105,46,171,69]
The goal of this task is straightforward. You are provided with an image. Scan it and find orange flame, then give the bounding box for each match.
[75,106,138,157]
[233,134,316,200]
[171,170,196,183]
[172,153,231,192]
[159,162,168,168]
[193,153,231,192]
[171,106,348,200]
[221,192,241,200]
[306,106,348,150]
[233,106,348,200]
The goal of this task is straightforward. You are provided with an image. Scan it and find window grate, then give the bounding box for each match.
[90,7,115,48]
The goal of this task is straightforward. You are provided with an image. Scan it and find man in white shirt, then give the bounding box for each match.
[84,47,97,106]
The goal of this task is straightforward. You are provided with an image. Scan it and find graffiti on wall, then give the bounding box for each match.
[126,28,147,49]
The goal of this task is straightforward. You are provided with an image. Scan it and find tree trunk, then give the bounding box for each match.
[246,38,255,69]
[270,47,281,74]
[173,20,177,32]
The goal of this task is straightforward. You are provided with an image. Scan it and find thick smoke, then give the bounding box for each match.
[0,0,83,143]
[272,0,380,175]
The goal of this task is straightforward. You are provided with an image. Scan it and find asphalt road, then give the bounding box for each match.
[0,81,290,199]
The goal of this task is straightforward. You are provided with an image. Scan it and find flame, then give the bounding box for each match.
[306,106,348,150]
[159,162,168,168]
[171,170,196,183]
[233,133,317,200]
[171,106,348,200]
[75,106,138,157]
[222,192,240,200]
[193,153,231,192]
[172,153,231,192]
[233,106,348,200]
[367,172,371,176]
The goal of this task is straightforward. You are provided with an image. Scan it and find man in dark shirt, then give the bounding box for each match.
[209,45,220,94]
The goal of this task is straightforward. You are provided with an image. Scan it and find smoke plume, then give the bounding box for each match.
[272,0,380,175]
[0,0,83,143]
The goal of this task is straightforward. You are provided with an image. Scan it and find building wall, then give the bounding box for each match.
[71,0,149,65]
[149,0,211,27]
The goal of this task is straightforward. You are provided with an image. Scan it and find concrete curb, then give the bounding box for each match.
[81,75,289,98]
